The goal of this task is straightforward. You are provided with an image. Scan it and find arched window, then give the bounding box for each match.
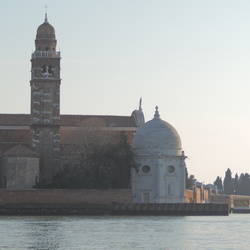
[48,65,53,74]
[42,64,46,73]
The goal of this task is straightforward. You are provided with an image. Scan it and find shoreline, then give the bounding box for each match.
[0,203,229,216]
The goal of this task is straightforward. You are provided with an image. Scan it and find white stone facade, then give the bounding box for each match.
[1,157,39,189]
[132,107,186,203]
[0,145,40,189]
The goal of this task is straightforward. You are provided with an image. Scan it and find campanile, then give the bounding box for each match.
[30,13,61,180]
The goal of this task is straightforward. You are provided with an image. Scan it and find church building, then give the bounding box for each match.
[0,14,144,189]
[0,14,186,204]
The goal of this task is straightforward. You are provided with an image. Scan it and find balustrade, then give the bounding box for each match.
[32,51,60,58]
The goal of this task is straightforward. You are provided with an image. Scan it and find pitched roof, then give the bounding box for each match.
[0,114,30,126]
[3,145,39,157]
[60,115,137,127]
[0,114,137,128]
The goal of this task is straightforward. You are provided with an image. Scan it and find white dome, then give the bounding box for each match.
[132,107,182,156]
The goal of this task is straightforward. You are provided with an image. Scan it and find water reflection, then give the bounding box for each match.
[25,217,64,249]
[0,215,249,249]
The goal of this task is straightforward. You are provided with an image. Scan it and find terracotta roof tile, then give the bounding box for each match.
[60,115,137,127]
[3,145,39,157]
[0,114,30,126]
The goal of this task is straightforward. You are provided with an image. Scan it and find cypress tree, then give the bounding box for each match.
[223,168,234,195]
[214,176,223,190]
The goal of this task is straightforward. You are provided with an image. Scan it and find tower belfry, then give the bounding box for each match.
[30,14,61,180]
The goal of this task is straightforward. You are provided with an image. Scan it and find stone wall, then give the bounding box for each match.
[0,189,132,207]
[186,189,194,203]
[204,189,210,203]
[194,188,201,203]
[0,189,219,208]
[185,188,211,203]
[211,194,233,209]
[0,157,39,189]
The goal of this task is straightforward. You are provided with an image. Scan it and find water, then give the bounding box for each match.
[0,214,249,249]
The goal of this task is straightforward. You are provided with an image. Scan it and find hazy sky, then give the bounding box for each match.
[1,0,250,184]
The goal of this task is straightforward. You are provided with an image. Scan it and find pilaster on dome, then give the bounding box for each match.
[154,106,160,119]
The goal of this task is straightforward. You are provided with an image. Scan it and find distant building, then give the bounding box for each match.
[0,14,190,198]
[0,145,39,189]
[205,184,218,195]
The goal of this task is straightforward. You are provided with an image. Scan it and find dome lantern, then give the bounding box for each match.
[35,14,57,51]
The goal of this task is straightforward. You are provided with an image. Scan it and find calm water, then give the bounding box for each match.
[0,214,249,249]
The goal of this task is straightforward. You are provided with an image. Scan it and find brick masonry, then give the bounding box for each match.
[0,189,132,207]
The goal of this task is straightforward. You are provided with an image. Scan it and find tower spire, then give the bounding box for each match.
[44,5,48,23]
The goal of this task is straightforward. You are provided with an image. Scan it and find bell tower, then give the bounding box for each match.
[30,13,61,180]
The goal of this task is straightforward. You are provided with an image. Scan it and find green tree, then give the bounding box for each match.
[238,173,250,195]
[214,176,223,190]
[237,173,245,195]
[233,173,239,195]
[35,133,138,189]
[185,167,195,190]
[223,168,234,195]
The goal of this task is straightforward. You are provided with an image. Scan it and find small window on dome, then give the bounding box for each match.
[168,165,175,173]
[142,165,150,173]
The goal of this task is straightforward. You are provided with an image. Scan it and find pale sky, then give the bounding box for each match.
[1,0,250,184]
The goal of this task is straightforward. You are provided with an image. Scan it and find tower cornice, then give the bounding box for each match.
[30,80,61,86]
[32,51,61,59]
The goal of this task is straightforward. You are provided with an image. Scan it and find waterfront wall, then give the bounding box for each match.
[0,189,230,215]
[0,201,229,216]
[112,203,229,216]
[185,188,210,203]
[211,194,232,207]
[0,188,214,207]
[0,189,132,207]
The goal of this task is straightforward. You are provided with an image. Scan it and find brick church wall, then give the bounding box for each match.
[0,189,132,206]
